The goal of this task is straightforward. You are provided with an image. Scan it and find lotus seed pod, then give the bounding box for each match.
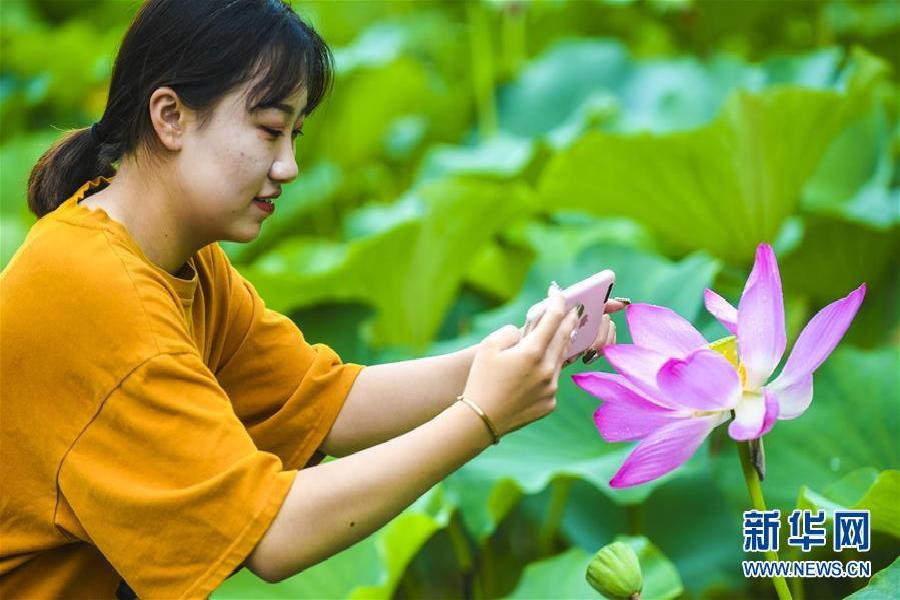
[585,541,642,599]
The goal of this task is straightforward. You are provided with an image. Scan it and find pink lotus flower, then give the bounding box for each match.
[704,244,866,438]
[573,243,866,488]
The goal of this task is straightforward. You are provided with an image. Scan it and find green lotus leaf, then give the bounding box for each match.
[845,557,900,600]
[797,469,900,540]
[538,49,887,262]
[801,98,899,230]
[416,134,537,185]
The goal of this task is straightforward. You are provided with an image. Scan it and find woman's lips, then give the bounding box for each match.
[252,198,275,214]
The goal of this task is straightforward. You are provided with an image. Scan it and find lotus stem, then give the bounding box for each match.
[738,441,792,600]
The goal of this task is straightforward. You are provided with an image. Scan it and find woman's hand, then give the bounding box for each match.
[568,298,627,366]
[461,288,578,440]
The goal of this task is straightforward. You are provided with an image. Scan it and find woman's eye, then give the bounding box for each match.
[261,127,304,141]
[261,126,282,139]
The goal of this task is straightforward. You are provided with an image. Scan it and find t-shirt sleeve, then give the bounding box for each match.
[57,352,296,599]
[211,245,365,469]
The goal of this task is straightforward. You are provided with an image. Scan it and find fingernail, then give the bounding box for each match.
[576,303,584,317]
[582,349,597,364]
[612,297,631,305]
[586,350,602,365]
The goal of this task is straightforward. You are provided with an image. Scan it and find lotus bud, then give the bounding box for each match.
[585,541,642,599]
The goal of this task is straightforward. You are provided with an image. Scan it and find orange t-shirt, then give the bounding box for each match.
[0,177,365,598]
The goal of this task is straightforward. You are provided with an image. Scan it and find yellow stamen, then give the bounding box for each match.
[709,335,747,389]
[708,335,738,367]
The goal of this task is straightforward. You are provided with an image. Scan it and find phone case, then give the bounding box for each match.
[524,270,615,361]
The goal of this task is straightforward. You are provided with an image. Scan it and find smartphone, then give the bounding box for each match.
[524,270,615,362]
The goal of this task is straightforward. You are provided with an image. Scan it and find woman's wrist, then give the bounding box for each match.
[456,395,500,444]
[444,399,495,451]
[450,342,480,406]
[460,342,480,371]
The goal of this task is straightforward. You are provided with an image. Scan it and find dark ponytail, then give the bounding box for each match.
[27,123,118,218]
[27,0,333,218]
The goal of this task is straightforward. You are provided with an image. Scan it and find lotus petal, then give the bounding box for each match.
[772,284,867,389]
[573,372,686,442]
[728,390,777,440]
[602,344,675,408]
[609,415,722,488]
[656,349,742,411]
[704,288,738,335]
[736,244,786,390]
[625,303,707,358]
[766,373,814,420]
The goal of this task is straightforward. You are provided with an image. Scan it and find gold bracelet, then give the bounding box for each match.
[456,395,500,445]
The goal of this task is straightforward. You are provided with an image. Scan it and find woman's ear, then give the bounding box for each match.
[148,86,188,151]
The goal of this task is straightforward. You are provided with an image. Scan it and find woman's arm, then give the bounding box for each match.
[321,301,623,457]
[248,399,490,582]
[249,298,579,583]
[320,344,478,456]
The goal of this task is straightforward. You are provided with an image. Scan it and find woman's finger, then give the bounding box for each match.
[605,297,631,313]
[523,289,568,352]
[552,311,581,377]
[590,314,611,352]
[583,320,616,365]
[546,307,579,366]
[604,300,626,314]
[602,320,617,352]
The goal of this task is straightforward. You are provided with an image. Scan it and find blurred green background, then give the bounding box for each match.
[2,0,898,598]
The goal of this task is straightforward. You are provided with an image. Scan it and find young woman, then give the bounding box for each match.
[0,1,619,597]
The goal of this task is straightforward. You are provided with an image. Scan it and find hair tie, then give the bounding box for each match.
[89,122,105,144]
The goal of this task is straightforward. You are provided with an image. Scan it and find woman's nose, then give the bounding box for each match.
[270,143,299,183]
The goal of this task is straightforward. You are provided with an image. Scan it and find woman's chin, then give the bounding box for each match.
[223,222,262,244]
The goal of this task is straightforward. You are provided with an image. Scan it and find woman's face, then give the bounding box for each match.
[175,80,307,244]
